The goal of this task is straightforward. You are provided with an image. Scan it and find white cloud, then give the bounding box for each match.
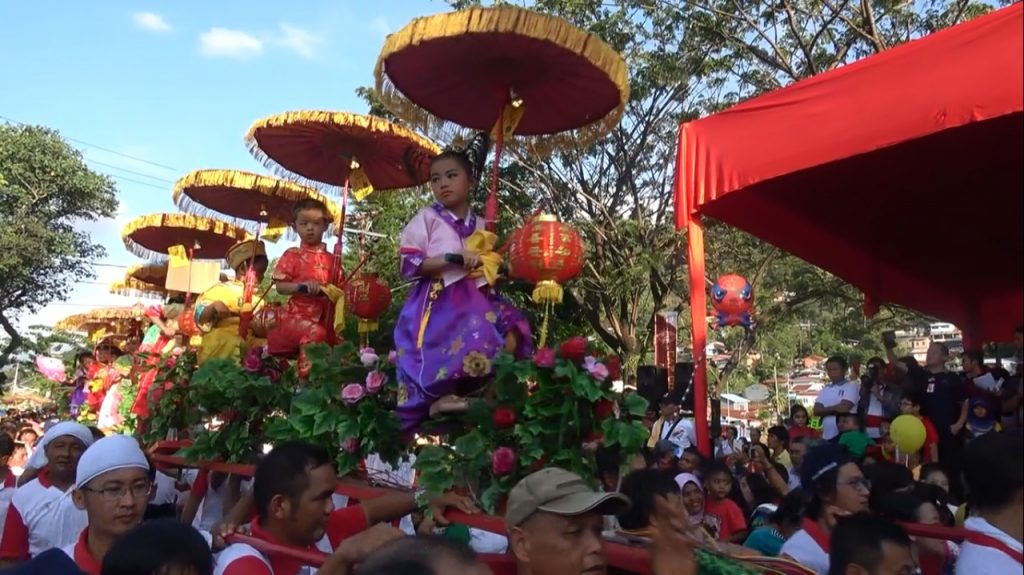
[133,12,171,33]
[276,23,323,60]
[369,17,390,38]
[199,28,264,59]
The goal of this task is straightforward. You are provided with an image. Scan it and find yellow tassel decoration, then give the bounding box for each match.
[262,218,288,243]
[167,245,189,268]
[532,280,564,305]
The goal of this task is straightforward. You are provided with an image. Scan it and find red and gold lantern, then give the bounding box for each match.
[344,273,392,335]
[507,214,585,346]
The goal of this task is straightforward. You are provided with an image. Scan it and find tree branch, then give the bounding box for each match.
[0,311,24,375]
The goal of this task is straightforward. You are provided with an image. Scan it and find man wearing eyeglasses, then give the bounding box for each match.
[62,434,153,574]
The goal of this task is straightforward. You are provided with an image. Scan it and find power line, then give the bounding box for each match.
[102,172,171,191]
[86,158,176,185]
[0,114,179,172]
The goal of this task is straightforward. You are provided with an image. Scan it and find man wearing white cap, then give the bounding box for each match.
[506,467,631,575]
[0,421,94,567]
[63,434,151,574]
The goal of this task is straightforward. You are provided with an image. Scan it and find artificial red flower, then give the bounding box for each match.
[593,399,615,421]
[493,407,517,429]
[528,456,549,473]
[559,337,588,363]
[533,347,556,368]
[605,355,622,381]
[491,447,517,477]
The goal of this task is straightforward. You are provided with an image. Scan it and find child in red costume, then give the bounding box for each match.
[267,198,339,375]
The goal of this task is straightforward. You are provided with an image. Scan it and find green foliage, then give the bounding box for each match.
[0,124,117,375]
[179,352,295,464]
[266,343,403,474]
[143,350,203,444]
[414,346,648,513]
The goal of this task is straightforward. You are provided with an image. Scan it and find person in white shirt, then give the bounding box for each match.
[813,356,860,440]
[956,431,1023,574]
[780,443,870,575]
[646,394,697,457]
[0,421,94,567]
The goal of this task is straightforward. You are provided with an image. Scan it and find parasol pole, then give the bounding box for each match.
[238,208,265,338]
[485,100,506,233]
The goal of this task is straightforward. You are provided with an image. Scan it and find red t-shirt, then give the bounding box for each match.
[919,416,939,463]
[702,497,747,542]
[787,425,821,442]
[219,505,368,575]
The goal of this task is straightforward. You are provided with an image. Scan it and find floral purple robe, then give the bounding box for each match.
[394,204,532,431]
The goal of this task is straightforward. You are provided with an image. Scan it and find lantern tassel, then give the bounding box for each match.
[538,300,552,349]
[358,319,378,334]
[532,280,564,305]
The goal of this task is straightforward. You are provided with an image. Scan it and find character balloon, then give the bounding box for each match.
[710,274,754,328]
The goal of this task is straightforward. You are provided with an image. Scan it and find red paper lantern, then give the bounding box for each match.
[345,273,392,333]
[507,214,585,304]
[507,214,584,348]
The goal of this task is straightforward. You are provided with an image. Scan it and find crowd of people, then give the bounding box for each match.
[0,332,1014,574]
[0,415,1016,574]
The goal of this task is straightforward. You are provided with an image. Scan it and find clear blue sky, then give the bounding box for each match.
[0,1,446,329]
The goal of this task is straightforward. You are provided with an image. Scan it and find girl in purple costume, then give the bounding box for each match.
[394,134,532,432]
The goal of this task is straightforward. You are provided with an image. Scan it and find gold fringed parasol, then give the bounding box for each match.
[374,4,630,154]
[245,110,441,196]
[171,169,341,235]
[54,306,148,332]
[375,5,629,229]
[126,262,171,288]
[109,277,168,299]
[121,213,252,260]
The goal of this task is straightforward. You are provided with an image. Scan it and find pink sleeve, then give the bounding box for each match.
[399,210,431,280]
[222,556,273,575]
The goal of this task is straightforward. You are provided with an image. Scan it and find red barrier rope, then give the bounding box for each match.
[153,452,978,573]
[225,533,328,567]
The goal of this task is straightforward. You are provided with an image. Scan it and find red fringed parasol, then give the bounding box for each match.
[375,4,630,227]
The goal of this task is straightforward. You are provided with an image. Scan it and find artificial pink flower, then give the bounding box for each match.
[365,371,387,394]
[583,356,609,380]
[491,447,517,477]
[387,350,398,365]
[242,348,262,373]
[533,347,556,368]
[360,348,379,368]
[341,383,366,404]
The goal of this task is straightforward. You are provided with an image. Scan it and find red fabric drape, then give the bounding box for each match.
[674,4,1023,345]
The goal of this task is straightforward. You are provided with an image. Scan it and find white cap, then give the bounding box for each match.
[75,435,150,489]
[28,421,95,469]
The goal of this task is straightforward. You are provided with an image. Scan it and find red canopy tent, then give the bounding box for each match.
[674,4,1023,455]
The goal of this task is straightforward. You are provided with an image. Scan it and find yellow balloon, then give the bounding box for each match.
[890,414,926,453]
